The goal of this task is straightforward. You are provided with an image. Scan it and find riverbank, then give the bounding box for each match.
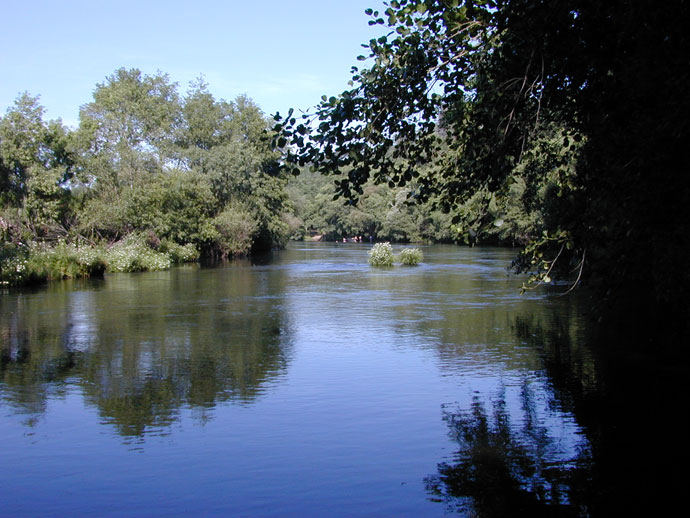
[0,235,198,287]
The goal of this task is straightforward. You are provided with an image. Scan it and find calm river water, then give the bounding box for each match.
[0,243,685,516]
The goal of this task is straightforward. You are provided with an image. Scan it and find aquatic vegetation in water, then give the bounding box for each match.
[34,241,107,279]
[368,242,394,267]
[398,247,423,266]
[368,243,423,267]
[1,234,201,286]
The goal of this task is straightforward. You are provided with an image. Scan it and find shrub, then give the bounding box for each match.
[368,242,394,267]
[0,242,35,286]
[32,241,107,279]
[124,170,217,246]
[213,205,258,257]
[104,234,171,273]
[398,247,423,266]
[158,239,199,263]
[1,241,107,286]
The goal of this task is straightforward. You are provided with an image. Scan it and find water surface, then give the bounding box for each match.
[0,243,679,516]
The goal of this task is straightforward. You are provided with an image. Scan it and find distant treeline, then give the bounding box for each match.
[286,167,545,247]
[1,67,550,285]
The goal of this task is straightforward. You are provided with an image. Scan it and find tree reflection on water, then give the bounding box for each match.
[427,308,689,517]
[0,268,293,437]
[426,392,592,517]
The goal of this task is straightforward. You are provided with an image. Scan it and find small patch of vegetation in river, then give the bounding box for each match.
[368,242,423,267]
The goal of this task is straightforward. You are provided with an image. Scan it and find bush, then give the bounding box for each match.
[158,239,199,263]
[124,170,217,246]
[212,205,258,257]
[398,247,423,266]
[1,242,35,286]
[1,241,107,286]
[32,241,107,279]
[104,234,171,273]
[368,242,394,267]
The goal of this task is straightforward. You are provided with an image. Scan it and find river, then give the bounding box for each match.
[0,242,684,516]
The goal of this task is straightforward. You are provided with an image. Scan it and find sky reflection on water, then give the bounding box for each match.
[1,243,611,517]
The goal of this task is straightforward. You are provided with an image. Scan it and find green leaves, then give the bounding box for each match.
[0,68,293,259]
[0,92,75,231]
[368,242,394,266]
[271,0,495,205]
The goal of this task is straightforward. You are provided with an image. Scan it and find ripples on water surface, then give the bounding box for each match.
[1,243,682,516]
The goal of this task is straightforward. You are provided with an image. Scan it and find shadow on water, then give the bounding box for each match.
[425,309,689,517]
[425,394,591,518]
[3,243,688,515]
[0,264,294,437]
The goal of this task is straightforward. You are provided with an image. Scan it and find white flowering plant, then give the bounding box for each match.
[104,235,171,273]
[368,242,395,267]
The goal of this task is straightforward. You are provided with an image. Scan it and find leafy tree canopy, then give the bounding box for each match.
[275,0,690,340]
[1,69,290,263]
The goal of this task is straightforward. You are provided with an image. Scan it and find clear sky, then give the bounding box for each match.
[1,0,388,127]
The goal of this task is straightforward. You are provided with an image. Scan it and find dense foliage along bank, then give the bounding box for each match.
[275,0,689,347]
[0,235,201,286]
[285,166,543,246]
[1,70,290,285]
[1,66,552,288]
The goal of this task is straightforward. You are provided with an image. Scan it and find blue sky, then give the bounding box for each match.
[1,0,388,127]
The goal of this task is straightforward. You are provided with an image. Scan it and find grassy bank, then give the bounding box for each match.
[1,235,199,287]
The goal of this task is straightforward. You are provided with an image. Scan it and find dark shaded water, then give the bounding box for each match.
[1,243,686,516]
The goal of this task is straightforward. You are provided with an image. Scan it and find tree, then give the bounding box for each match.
[178,76,225,153]
[1,69,291,264]
[77,68,180,187]
[1,93,52,204]
[176,87,289,253]
[0,93,74,235]
[124,169,217,245]
[275,0,690,343]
